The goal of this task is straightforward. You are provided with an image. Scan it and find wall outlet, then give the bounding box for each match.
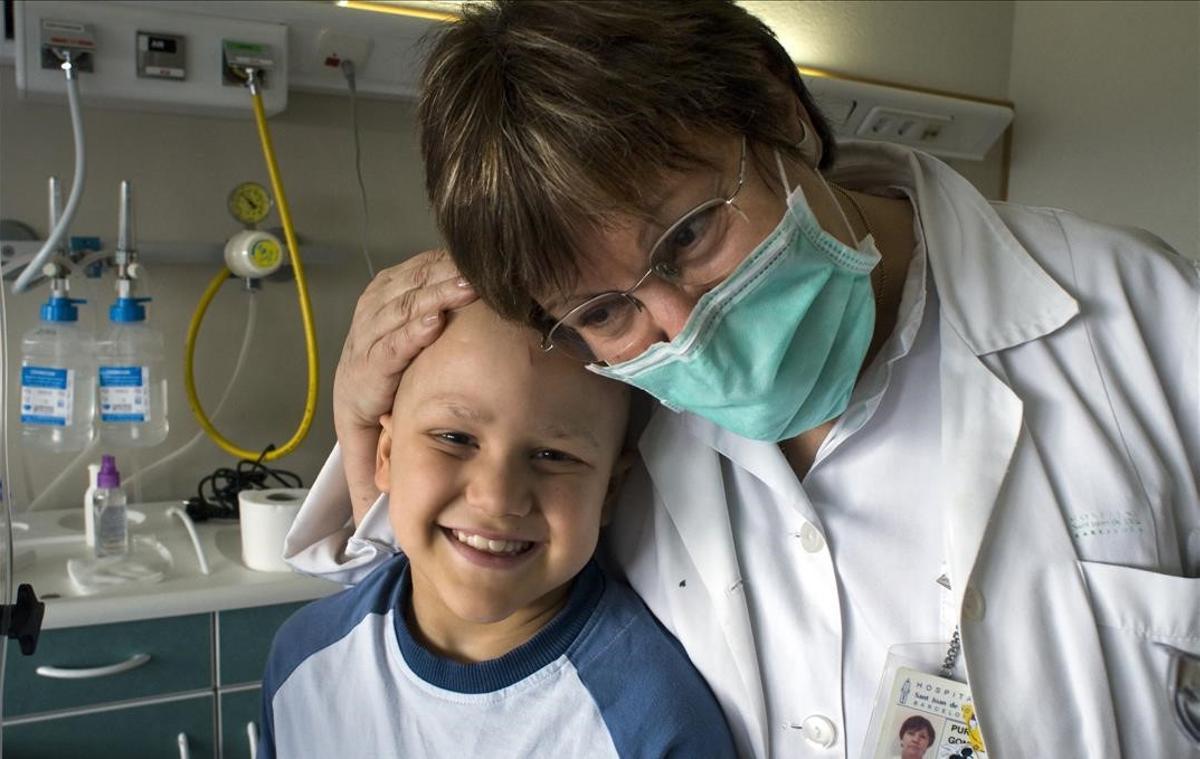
[317,28,372,71]
[857,106,953,146]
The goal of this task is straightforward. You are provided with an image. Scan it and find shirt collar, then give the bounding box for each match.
[650,141,1079,498]
[394,558,606,693]
[830,140,1078,356]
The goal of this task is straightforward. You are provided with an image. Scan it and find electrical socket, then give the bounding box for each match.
[317,28,372,72]
[857,106,952,146]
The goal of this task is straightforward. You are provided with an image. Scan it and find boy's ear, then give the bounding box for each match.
[600,450,636,527]
[374,414,394,494]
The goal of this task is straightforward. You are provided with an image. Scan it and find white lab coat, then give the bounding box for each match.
[286,144,1200,758]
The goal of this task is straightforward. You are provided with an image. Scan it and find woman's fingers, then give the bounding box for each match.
[358,250,459,313]
[333,250,479,434]
[363,275,477,346]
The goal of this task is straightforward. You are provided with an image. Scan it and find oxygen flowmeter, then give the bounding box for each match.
[224,180,284,278]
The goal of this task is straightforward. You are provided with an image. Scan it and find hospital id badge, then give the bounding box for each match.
[862,644,988,759]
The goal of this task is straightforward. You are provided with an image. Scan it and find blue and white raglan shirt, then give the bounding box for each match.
[260,556,735,758]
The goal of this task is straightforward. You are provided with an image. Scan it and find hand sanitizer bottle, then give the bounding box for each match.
[97,279,168,448]
[20,279,94,451]
[93,455,128,558]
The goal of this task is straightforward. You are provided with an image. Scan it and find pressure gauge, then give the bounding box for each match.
[227,181,272,226]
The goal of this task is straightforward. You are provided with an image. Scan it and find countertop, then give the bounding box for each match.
[11,501,341,630]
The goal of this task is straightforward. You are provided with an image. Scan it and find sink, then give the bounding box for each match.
[15,505,176,600]
[57,509,147,532]
[7,503,341,631]
[215,526,244,565]
[14,534,174,599]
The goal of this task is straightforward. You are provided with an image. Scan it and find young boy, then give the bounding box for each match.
[259,303,734,758]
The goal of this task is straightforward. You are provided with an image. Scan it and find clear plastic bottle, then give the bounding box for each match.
[83,461,101,548]
[92,454,128,558]
[20,283,94,452]
[97,288,168,448]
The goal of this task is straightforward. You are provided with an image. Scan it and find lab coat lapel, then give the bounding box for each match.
[834,141,1079,354]
[899,143,1078,594]
[937,327,1023,601]
[639,410,770,756]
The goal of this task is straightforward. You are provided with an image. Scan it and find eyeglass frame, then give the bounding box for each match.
[540,135,749,364]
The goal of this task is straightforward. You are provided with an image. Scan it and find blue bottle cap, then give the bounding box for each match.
[110,297,152,322]
[40,295,86,322]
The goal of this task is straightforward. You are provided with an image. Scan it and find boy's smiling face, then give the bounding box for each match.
[376,303,630,657]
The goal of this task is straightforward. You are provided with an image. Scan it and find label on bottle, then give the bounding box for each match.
[99,365,150,422]
[95,497,128,557]
[21,366,73,426]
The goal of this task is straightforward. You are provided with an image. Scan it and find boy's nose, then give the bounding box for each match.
[464,457,533,518]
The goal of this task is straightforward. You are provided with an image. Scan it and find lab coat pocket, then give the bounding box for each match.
[1077,560,1200,756]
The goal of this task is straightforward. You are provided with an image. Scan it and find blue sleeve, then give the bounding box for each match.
[570,578,737,758]
[258,554,408,759]
[258,686,276,759]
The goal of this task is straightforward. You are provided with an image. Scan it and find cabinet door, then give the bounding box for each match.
[4,614,211,717]
[218,602,306,686]
[3,694,215,759]
[220,688,262,759]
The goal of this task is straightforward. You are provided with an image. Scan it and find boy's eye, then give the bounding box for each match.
[532,448,582,465]
[433,431,476,447]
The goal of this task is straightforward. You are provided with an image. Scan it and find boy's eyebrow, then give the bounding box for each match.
[423,394,603,449]
[425,396,492,425]
[535,421,601,450]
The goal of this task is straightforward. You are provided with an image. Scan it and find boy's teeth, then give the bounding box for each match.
[453,530,531,555]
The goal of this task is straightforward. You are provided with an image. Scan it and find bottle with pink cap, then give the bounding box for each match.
[92,454,128,558]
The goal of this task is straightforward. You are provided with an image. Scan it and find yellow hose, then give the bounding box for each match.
[184,85,319,461]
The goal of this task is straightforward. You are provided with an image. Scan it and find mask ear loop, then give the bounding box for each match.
[781,122,861,245]
[774,147,793,196]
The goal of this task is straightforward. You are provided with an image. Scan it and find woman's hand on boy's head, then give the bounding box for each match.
[334,249,478,521]
[334,249,477,437]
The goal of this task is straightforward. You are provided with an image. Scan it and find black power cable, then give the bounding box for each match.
[184,445,302,522]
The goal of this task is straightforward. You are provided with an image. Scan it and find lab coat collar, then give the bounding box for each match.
[830,141,1079,356]
[664,141,1081,502]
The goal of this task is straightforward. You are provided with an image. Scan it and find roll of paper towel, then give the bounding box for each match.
[239,488,308,572]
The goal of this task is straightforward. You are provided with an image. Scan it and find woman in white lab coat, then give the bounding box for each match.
[286,2,1199,757]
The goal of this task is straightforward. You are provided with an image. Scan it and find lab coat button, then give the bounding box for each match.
[797,523,825,553]
[961,586,986,622]
[800,714,837,748]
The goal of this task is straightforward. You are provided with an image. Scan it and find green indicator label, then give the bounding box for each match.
[251,239,282,269]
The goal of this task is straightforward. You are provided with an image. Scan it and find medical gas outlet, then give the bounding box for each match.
[39,18,96,73]
[222,39,276,88]
[225,181,284,279]
[225,230,284,279]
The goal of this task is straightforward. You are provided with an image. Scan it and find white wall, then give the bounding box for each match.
[1007,0,1200,259]
[741,0,1014,100]
[741,0,1015,197]
[1,66,440,509]
[1,2,1026,511]
[11,1,1191,510]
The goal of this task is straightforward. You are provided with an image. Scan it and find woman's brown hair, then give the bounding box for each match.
[419,0,835,322]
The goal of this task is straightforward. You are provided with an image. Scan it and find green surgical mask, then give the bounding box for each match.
[591,152,880,442]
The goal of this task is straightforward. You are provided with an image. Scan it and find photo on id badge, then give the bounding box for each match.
[871,667,988,759]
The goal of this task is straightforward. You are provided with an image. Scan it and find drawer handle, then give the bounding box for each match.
[247,721,260,759]
[35,653,151,679]
[178,732,190,759]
